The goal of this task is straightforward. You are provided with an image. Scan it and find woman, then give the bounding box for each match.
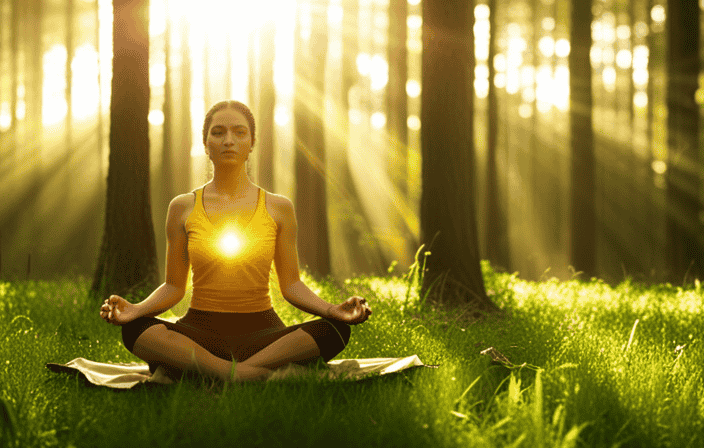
[99,100,372,383]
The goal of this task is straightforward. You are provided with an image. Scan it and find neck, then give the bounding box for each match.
[210,163,251,198]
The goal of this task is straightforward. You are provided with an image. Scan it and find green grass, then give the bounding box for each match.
[1,258,703,447]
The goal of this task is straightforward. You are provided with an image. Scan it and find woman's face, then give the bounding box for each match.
[205,108,255,165]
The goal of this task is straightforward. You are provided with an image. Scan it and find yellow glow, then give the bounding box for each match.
[590,46,602,67]
[602,67,616,91]
[520,66,535,88]
[542,17,555,32]
[407,115,420,131]
[522,87,535,103]
[148,110,165,126]
[150,0,166,36]
[274,106,290,126]
[219,232,242,257]
[506,69,520,94]
[0,103,10,131]
[494,54,506,72]
[601,25,615,44]
[633,68,649,87]
[494,73,506,89]
[406,80,421,98]
[634,92,648,109]
[407,0,420,5]
[407,15,422,30]
[356,53,371,76]
[475,64,489,81]
[632,45,649,69]
[539,36,555,58]
[695,89,704,106]
[616,25,631,40]
[150,63,166,87]
[652,160,667,175]
[371,112,386,129]
[518,103,533,119]
[328,4,343,24]
[474,4,490,20]
[474,78,489,99]
[43,44,68,126]
[555,39,570,58]
[592,21,603,41]
[651,5,665,24]
[474,20,490,39]
[616,50,632,69]
[71,44,100,120]
[370,54,388,91]
[602,47,615,65]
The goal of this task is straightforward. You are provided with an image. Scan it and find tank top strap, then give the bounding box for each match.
[192,186,204,210]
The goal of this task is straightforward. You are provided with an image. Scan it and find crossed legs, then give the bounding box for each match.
[131,324,322,382]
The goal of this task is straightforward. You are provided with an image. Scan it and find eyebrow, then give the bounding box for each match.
[212,124,248,130]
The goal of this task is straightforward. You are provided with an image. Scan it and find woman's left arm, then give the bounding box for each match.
[273,196,371,323]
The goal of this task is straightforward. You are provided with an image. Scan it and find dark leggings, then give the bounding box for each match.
[121,307,351,374]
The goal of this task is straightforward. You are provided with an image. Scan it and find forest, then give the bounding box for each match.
[1,0,701,292]
[1,1,704,447]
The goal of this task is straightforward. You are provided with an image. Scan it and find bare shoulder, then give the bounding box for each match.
[265,192,295,229]
[167,192,196,227]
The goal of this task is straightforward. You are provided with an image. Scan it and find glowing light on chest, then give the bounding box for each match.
[218,232,242,257]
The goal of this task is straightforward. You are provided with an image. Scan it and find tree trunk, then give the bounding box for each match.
[258,20,276,192]
[484,0,510,273]
[420,0,496,311]
[665,0,702,284]
[294,0,332,280]
[386,0,408,199]
[569,0,596,279]
[91,0,158,301]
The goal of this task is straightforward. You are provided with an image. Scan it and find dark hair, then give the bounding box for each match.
[202,100,256,146]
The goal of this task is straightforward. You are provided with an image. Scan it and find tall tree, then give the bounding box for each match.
[91,0,158,301]
[386,0,408,198]
[294,0,331,279]
[484,0,510,272]
[569,0,596,279]
[257,20,276,192]
[665,0,702,284]
[420,0,497,311]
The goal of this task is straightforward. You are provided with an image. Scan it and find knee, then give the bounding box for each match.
[326,320,351,349]
[121,317,159,353]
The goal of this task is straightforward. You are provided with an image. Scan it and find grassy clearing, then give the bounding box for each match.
[1,259,703,447]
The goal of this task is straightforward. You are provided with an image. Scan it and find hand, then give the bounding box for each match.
[99,295,138,326]
[327,296,372,325]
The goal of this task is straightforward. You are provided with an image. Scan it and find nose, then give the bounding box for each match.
[223,131,235,146]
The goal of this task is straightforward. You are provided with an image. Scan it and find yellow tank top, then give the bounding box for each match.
[185,186,278,313]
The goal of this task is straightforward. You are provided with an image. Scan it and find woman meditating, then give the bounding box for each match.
[99,100,372,383]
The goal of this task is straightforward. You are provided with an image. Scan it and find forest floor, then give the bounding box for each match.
[1,259,703,447]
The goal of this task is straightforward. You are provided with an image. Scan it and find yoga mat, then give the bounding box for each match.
[45,355,438,389]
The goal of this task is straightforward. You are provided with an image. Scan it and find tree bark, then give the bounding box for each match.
[420,0,496,311]
[386,0,408,199]
[294,0,331,280]
[91,0,158,301]
[569,0,596,279]
[484,0,510,273]
[665,0,702,284]
[258,20,276,192]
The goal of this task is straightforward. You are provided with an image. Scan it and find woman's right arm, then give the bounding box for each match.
[133,194,191,318]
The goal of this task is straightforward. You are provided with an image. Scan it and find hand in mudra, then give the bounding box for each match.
[99,295,138,326]
[328,296,372,325]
